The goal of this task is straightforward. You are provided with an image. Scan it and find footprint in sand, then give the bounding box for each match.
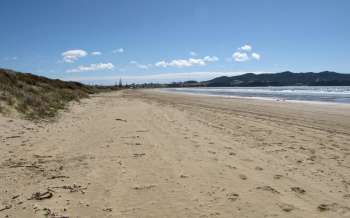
[317,202,350,213]
[273,174,283,180]
[291,187,306,194]
[133,184,156,190]
[256,186,279,194]
[226,193,239,202]
[226,164,237,170]
[208,150,216,155]
[239,174,247,180]
[279,203,295,212]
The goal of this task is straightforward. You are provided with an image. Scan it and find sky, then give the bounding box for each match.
[0,0,349,84]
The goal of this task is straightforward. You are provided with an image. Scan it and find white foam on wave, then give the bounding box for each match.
[165,86,350,104]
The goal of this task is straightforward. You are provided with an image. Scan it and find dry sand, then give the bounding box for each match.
[1,89,350,218]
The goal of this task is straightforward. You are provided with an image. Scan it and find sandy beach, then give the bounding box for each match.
[1,89,350,218]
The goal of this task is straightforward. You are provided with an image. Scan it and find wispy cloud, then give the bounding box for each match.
[66,62,115,73]
[232,44,261,62]
[155,56,219,68]
[91,51,102,56]
[129,60,150,69]
[3,56,18,61]
[190,51,197,56]
[113,48,124,54]
[251,52,261,60]
[62,49,88,63]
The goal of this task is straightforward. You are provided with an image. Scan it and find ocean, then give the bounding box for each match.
[164,86,350,104]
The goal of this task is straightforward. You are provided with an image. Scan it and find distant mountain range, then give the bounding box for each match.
[202,71,350,87]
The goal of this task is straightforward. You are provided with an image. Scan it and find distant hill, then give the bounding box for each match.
[204,71,350,87]
[0,68,96,119]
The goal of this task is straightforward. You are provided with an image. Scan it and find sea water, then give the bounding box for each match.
[165,86,350,104]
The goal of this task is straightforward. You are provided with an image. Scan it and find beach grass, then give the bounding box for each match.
[0,69,95,119]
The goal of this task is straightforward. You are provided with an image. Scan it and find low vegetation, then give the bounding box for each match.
[0,68,96,119]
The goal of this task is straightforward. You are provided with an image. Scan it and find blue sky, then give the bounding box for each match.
[0,0,349,84]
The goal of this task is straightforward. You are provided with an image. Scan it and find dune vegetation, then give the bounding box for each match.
[0,68,95,119]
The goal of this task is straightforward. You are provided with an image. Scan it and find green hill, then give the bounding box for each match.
[204,71,350,87]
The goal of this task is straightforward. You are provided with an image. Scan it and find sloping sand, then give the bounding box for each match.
[1,89,350,218]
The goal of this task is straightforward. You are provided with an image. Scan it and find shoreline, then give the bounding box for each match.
[154,88,350,109]
[159,87,350,106]
[1,90,349,218]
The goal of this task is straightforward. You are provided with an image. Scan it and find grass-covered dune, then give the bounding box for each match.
[0,68,96,119]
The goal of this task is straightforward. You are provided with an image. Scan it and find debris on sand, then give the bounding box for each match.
[33,154,53,159]
[11,195,20,199]
[8,162,41,169]
[115,118,127,122]
[133,153,146,158]
[136,130,149,133]
[51,184,87,194]
[5,135,21,139]
[291,187,306,194]
[133,184,156,190]
[0,205,12,212]
[256,186,280,194]
[180,174,188,178]
[48,175,69,180]
[43,208,69,218]
[29,191,53,200]
[103,208,113,212]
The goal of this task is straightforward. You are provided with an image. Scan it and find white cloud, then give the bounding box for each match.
[67,62,115,73]
[155,56,219,68]
[129,60,150,69]
[232,52,249,62]
[232,44,261,62]
[91,51,102,56]
[113,48,124,53]
[155,61,168,67]
[203,56,219,62]
[239,44,252,52]
[251,52,261,60]
[190,51,197,56]
[62,49,88,63]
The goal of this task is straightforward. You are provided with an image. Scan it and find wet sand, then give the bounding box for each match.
[1,89,350,218]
